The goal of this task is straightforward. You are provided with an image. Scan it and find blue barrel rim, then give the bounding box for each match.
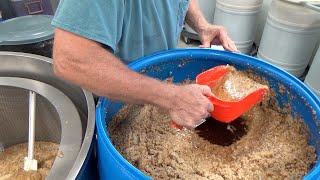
[96,48,320,179]
[130,48,320,105]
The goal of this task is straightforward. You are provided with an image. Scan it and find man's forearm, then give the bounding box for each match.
[185,0,209,34]
[53,28,175,110]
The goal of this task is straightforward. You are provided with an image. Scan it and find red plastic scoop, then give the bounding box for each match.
[170,65,269,129]
[196,65,269,123]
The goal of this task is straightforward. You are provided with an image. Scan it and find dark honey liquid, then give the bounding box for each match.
[195,117,248,146]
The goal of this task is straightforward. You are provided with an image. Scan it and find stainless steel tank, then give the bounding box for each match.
[0,51,96,179]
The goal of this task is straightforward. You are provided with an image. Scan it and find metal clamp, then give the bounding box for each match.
[24,0,44,15]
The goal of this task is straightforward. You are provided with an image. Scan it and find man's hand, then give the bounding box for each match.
[198,24,239,52]
[167,84,214,129]
[185,0,239,52]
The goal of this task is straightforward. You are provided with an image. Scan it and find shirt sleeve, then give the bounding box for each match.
[51,0,124,51]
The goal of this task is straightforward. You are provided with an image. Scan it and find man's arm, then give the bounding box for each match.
[185,0,238,52]
[54,29,174,106]
[184,0,209,35]
[53,28,213,129]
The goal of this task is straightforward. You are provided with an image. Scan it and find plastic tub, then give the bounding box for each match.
[10,0,53,16]
[96,48,320,179]
[257,0,320,77]
[213,0,263,54]
[254,0,272,46]
[305,46,320,98]
[309,41,320,66]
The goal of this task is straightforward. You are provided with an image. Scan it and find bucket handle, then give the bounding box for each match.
[303,2,320,12]
[24,0,44,15]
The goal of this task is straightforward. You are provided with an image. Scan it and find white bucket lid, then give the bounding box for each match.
[216,0,263,11]
[269,0,320,28]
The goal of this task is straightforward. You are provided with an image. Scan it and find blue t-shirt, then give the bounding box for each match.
[52,0,189,63]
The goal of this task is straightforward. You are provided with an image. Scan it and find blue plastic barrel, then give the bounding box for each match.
[96,48,320,179]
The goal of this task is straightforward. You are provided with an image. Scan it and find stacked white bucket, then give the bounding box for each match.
[213,0,264,54]
[255,0,273,46]
[305,46,320,98]
[257,0,320,78]
[184,0,216,34]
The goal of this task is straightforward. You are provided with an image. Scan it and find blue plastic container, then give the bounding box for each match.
[96,48,320,179]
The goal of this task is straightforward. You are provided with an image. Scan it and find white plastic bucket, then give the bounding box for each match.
[254,0,273,46]
[309,41,320,66]
[185,0,216,34]
[305,46,320,98]
[213,0,263,54]
[257,0,320,77]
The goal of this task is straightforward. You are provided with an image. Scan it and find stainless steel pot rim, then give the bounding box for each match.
[0,51,96,179]
[0,77,82,179]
